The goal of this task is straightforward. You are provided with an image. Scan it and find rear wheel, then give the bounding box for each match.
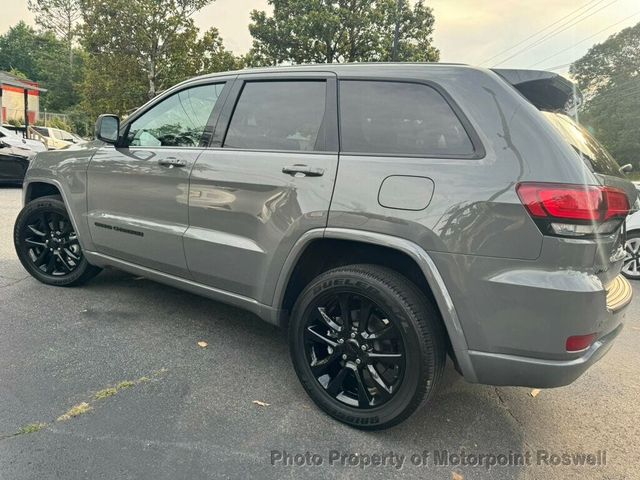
[289,264,446,429]
[622,232,640,280]
[14,196,101,286]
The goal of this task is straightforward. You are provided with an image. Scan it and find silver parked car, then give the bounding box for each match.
[622,182,640,279]
[13,64,636,429]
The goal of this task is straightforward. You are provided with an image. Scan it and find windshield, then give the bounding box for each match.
[542,111,623,178]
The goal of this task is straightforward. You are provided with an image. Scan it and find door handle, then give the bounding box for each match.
[282,165,325,177]
[158,157,187,168]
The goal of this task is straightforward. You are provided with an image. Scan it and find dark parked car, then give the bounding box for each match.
[13,64,635,429]
[0,126,45,184]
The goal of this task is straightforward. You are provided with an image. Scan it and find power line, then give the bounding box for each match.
[492,0,620,67]
[479,0,604,66]
[530,10,640,68]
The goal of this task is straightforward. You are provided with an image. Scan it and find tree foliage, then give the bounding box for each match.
[79,0,241,119]
[0,21,83,111]
[571,22,640,168]
[28,0,82,67]
[247,0,439,66]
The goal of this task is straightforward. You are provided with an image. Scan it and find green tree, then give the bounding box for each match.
[81,0,229,100]
[247,0,439,66]
[27,0,82,68]
[571,22,640,168]
[79,0,240,119]
[0,21,83,112]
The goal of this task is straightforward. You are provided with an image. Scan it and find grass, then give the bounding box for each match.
[8,370,168,435]
[93,387,118,400]
[15,422,47,435]
[57,402,92,421]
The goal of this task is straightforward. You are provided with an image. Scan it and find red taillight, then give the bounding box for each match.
[516,182,630,237]
[566,333,597,352]
[603,187,630,220]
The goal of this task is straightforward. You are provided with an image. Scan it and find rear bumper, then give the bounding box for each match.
[468,321,624,388]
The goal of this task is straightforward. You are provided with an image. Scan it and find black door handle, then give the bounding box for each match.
[282,165,325,177]
[158,157,187,168]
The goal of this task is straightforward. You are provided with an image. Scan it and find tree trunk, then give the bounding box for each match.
[148,59,157,99]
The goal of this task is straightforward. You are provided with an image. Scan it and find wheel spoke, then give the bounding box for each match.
[310,351,339,377]
[326,367,350,396]
[25,238,46,247]
[317,307,342,333]
[357,298,373,334]
[353,367,372,407]
[337,293,351,331]
[64,248,80,261]
[365,325,393,341]
[367,364,393,397]
[34,249,48,266]
[27,225,46,237]
[56,252,73,272]
[45,255,56,274]
[306,326,338,348]
[39,213,51,234]
[368,353,403,367]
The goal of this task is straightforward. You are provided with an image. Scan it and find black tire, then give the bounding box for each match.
[14,195,101,286]
[289,264,446,430]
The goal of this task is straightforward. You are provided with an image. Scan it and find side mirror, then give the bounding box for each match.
[0,140,8,148]
[619,163,633,174]
[95,114,120,144]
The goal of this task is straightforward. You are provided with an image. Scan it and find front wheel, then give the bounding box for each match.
[14,195,101,286]
[289,264,446,430]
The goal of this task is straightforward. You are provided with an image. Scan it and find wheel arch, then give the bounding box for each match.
[24,181,62,204]
[274,228,477,381]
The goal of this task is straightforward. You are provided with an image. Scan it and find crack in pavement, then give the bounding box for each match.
[494,387,534,451]
[0,276,30,289]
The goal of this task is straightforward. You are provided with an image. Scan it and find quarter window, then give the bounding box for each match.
[224,81,327,151]
[339,81,474,156]
[127,83,225,148]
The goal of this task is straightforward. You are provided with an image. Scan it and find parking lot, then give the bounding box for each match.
[0,185,638,480]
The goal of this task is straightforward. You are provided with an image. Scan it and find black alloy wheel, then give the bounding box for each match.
[290,264,445,430]
[14,196,101,286]
[303,291,406,409]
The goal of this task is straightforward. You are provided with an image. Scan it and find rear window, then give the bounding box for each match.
[33,127,49,137]
[543,111,623,177]
[339,80,475,157]
[224,81,327,152]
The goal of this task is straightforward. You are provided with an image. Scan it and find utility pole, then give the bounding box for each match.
[391,0,403,61]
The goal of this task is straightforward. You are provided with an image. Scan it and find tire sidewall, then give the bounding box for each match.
[289,271,436,429]
[14,197,92,286]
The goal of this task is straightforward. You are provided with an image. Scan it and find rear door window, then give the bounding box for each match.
[223,81,327,152]
[542,111,623,177]
[339,80,475,156]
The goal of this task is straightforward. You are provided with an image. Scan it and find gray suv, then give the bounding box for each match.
[13,64,635,429]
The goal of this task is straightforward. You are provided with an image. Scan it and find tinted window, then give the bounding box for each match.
[542,111,623,178]
[128,83,224,147]
[33,127,49,137]
[339,81,474,156]
[224,81,327,151]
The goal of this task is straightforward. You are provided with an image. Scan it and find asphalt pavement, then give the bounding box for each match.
[0,186,638,479]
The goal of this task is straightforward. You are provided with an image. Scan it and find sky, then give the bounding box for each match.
[1,0,639,74]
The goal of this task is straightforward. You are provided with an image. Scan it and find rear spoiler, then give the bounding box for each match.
[492,68,582,115]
